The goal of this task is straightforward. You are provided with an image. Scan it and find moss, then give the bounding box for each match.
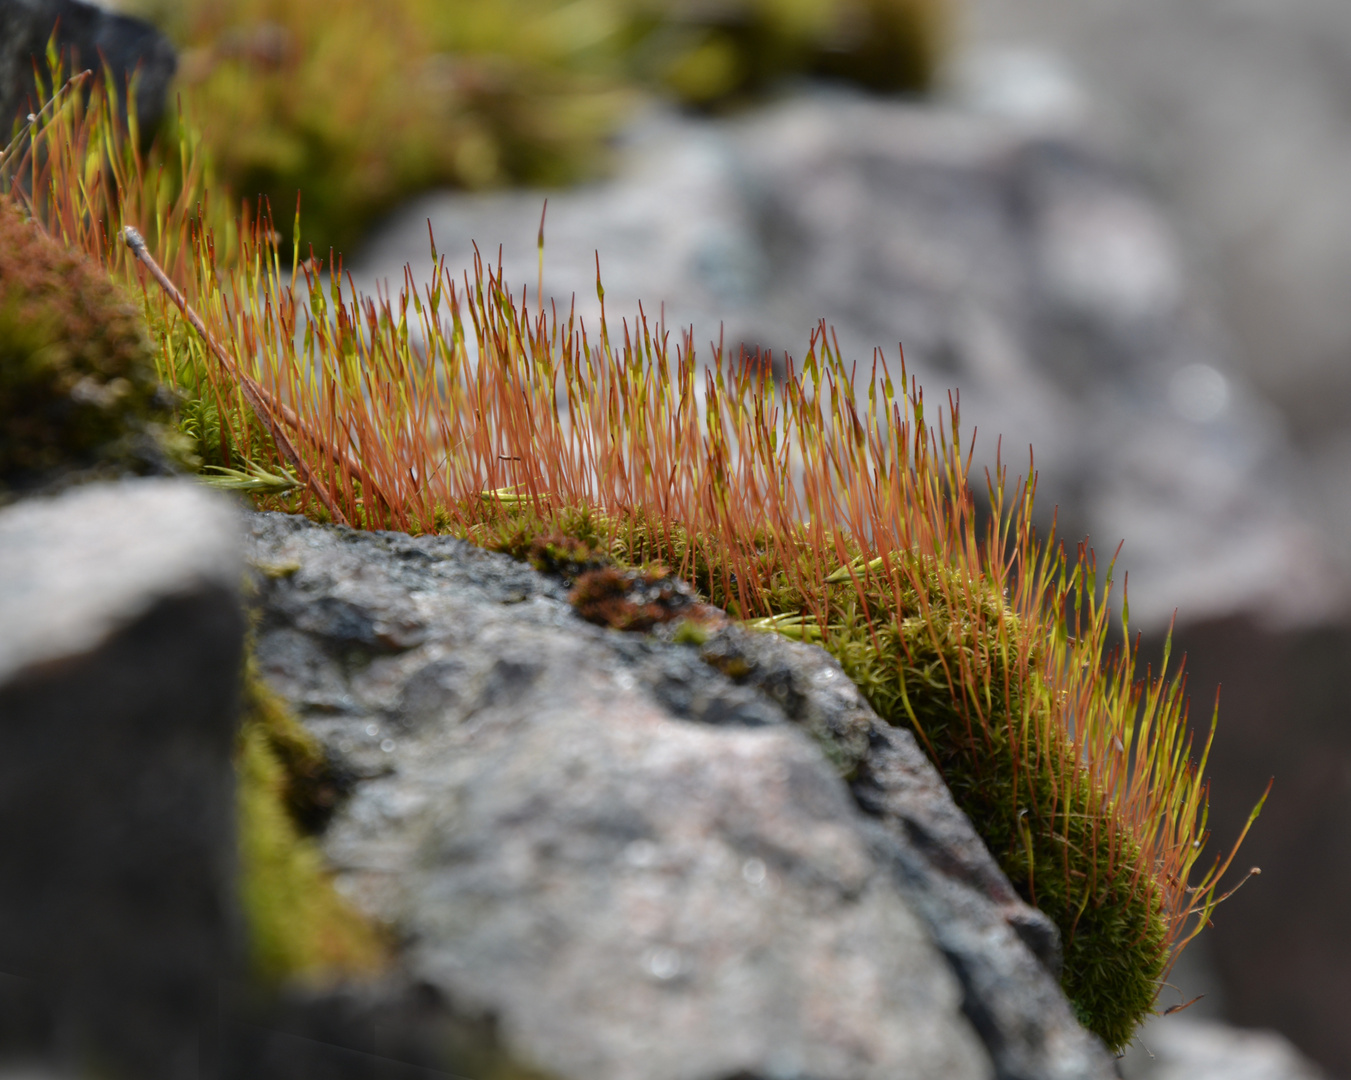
[236,664,387,985]
[15,69,1193,1040]
[670,618,713,647]
[813,565,1166,1050]
[629,0,949,107]
[0,199,189,495]
[527,533,609,580]
[143,303,279,476]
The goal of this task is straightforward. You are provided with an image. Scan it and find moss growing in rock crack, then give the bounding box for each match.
[0,199,190,495]
[237,660,387,985]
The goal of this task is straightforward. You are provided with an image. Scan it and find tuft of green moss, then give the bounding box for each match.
[627,0,948,107]
[16,79,1227,1051]
[0,199,190,494]
[810,562,1165,1049]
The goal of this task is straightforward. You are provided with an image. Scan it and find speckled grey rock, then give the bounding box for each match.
[0,479,244,1079]
[248,510,1117,1080]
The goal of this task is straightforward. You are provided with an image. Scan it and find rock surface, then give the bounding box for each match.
[247,509,1116,1080]
[0,0,176,138]
[956,0,1351,464]
[0,479,244,1079]
[1121,1017,1326,1080]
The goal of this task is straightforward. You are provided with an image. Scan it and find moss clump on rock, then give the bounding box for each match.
[0,198,185,495]
[631,0,948,107]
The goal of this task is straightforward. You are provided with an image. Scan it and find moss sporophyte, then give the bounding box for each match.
[5,76,1266,1053]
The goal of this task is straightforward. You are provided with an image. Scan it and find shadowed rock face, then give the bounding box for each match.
[247,510,1116,1080]
[0,0,176,140]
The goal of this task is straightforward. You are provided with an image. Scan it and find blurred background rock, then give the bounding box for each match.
[13,0,1351,1074]
[951,4,1351,1073]
[100,0,945,254]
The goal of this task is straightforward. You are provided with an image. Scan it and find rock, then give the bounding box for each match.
[956,0,1351,461]
[0,0,176,139]
[1121,1017,1326,1080]
[247,509,1117,1080]
[353,91,1341,633]
[0,478,244,1079]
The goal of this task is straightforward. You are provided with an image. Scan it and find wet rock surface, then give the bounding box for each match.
[247,510,1115,1080]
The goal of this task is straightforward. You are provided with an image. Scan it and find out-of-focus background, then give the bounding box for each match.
[57,0,1351,1073]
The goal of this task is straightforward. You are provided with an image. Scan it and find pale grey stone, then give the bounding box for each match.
[0,478,242,683]
[1121,1017,1326,1080]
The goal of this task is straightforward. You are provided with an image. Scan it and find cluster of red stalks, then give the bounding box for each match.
[5,74,1265,1030]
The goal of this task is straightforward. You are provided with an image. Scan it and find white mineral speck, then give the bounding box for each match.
[624,839,659,868]
[643,946,682,980]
